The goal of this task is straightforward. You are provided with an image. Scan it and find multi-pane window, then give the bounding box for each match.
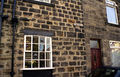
[106,0,118,25]
[24,35,52,69]
[109,41,120,67]
[34,0,51,3]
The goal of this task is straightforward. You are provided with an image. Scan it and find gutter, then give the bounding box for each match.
[10,0,18,77]
[0,0,8,41]
[0,0,4,40]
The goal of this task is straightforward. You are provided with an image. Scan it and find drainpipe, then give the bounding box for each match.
[10,0,18,77]
[0,0,4,41]
[0,0,8,41]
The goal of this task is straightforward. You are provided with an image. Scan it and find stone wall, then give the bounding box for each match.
[83,0,120,73]
[0,0,86,77]
[0,0,14,77]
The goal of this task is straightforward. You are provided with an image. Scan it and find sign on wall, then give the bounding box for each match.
[109,41,120,48]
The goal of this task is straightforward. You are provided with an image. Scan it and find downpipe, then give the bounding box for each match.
[10,0,18,77]
[0,0,8,41]
[0,0,4,41]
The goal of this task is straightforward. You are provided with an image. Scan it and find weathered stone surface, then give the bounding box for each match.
[83,0,120,74]
[20,7,28,11]
[0,0,85,77]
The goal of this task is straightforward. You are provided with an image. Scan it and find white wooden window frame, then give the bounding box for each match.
[34,0,51,3]
[23,35,53,70]
[106,0,118,25]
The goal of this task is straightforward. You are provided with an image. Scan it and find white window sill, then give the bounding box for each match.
[108,22,119,25]
[21,67,55,70]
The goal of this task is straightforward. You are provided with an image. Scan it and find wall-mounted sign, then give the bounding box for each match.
[109,41,120,48]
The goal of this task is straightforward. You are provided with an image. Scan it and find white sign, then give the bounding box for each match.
[109,41,120,48]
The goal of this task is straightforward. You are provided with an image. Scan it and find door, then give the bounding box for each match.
[90,40,102,71]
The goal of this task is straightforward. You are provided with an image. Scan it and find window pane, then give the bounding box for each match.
[46,52,50,59]
[32,60,38,68]
[33,52,38,59]
[106,6,117,24]
[33,36,38,43]
[40,61,45,67]
[33,44,38,51]
[26,44,31,50]
[25,52,31,59]
[40,37,45,43]
[46,38,50,45]
[46,61,50,67]
[90,40,99,48]
[40,44,45,51]
[26,37,31,43]
[40,52,45,59]
[46,45,50,51]
[110,41,120,67]
[111,49,120,67]
[25,60,31,68]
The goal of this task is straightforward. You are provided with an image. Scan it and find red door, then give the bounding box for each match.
[91,48,102,71]
[90,40,102,71]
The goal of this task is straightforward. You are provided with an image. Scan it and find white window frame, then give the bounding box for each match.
[23,35,53,70]
[34,0,51,3]
[106,0,118,25]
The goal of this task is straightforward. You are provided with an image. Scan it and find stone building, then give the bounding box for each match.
[0,0,120,77]
[0,0,86,77]
[83,0,120,74]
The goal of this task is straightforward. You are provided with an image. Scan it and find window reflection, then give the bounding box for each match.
[33,52,38,59]
[26,44,31,50]
[40,52,45,59]
[26,37,31,43]
[33,44,38,51]
[33,36,38,43]
[46,61,50,67]
[40,44,45,51]
[46,52,50,59]
[32,60,38,68]
[25,52,31,59]
[46,45,50,51]
[40,37,45,43]
[40,61,45,67]
[110,41,120,67]
[25,60,31,68]
[46,38,50,45]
